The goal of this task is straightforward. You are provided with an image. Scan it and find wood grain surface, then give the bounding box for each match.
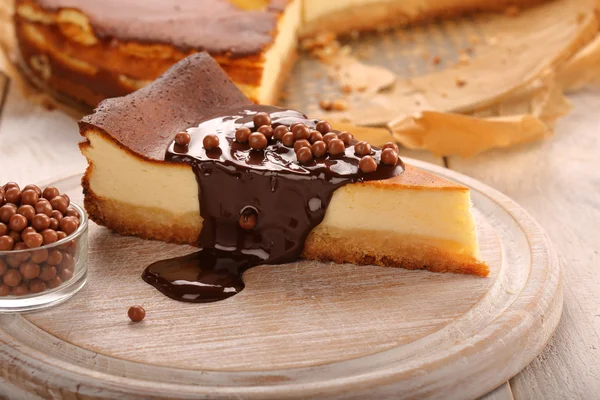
[0,70,597,399]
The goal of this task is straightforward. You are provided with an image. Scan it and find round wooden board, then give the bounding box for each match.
[0,159,562,399]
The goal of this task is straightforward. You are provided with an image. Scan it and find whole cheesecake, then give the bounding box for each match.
[15,0,550,107]
[79,53,489,277]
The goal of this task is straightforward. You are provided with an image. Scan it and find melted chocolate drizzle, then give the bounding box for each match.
[142,105,404,303]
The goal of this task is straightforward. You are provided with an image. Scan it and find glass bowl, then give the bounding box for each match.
[0,202,88,312]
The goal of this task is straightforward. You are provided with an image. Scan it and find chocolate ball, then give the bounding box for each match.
[296,147,314,165]
[48,218,59,231]
[257,125,274,139]
[47,249,63,266]
[381,148,399,165]
[23,232,43,248]
[0,235,14,251]
[0,204,16,223]
[292,124,311,141]
[9,231,21,244]
[0,188,3,206]
[39,265,57,281]
[9,214,28,232]
[309,130,323,144]
[354,141,372,156]
[273,125,288,141]
[42,186,60,200]
[60,216,80,235]
[60,253,75,270]
[128,305,146,322]
[3,182,19,191]
[20,260,40,280]
[3,269,22,287]
[32,213,51,231]
[203,134,220,150]
[51,210,63,221]
[239,209,257,231]
[21,226,35,238]
[59,268,73,282]
[23,185,42,197]
[282,132,295,147]
[338,131,353,145]
[21,189,39,206]
[253,112,271,128]
[29,279,46,294]
[322,132,338,145]
[31,248,49,264]
[41,229,59,245]
[0,223,6,236]
[359,155,378,173]
[5,188,21,204]
[0,284,9,296]
[175,132,191,146]
[50,195,69,214]
[65,207,80,219]
[327,139,346,156]
[294,139,311,153]
[315,120,332,134]
[11,284,28,296]
[312,141,327,157]
[46,276,62,289]
[17,205,35,221]
[0,259,6,275]
[56,231,67,242]
[35,200,53,217]
[382,142,400,154]
[235,127,252,143]
[248,132,268,150]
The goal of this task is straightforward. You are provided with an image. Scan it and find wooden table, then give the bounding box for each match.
[0,72,598,399]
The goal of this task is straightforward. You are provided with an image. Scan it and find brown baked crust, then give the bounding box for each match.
[79,52,252,161]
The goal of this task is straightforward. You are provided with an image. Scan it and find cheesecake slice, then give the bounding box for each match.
[79,53,488,277]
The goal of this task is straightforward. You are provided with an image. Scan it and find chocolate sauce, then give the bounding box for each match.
[142,105,404,303]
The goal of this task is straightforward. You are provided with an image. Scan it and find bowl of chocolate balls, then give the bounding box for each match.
[0,182,88,312]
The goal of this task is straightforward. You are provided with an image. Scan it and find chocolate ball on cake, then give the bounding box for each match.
[253,112,271,128]
[282,132,295,147]
[175,132,191,146]
[202,134,220,150]
[309,130,323,144]
[359,156,378,173]
[315,121,332,134]
[292,124,311,141]
[327,139,346,156]
[322,132,337,145]
[273,125,288,141]
[239,209,258,231]
[257,125,274,139]
[294,139,311,153]
[296,147,314,165]
[235,127,251,143]
[354,141,372,156]
[249,132,268,150]
[338,131,353,145]
[312,141,327,157]
[381,148,399,165]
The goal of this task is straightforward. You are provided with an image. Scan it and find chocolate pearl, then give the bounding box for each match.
[31,248,49,264]
[62,193,70,204]
[3,269,22,287]
[290,122,304,132]
[17,205,35,221]
[6,254,21,268]
[56,231,67,242]
[0,235,14,251]
[253,112,271,128]
[248,132,268,150]
[328,139,346,156]
[359,155,378,173]
[322,132,338,145]
[354,141,372,156]
[39,265,57,281]
[59,268,73,281]
[382,142,400,154]
[60,216,79,235]
[381,148,399,165]
[0,223,6,236]
[238,209,257,231]
[282,132,295,147]
[292,124,311,141]
[296,147,314,165]
[41,229,59,245]
[21,226,35,238]
[9,230,21,244]
[50,196,69,214]
[175,132,191,146]
[9,214,28,232]
[23,184,42,197]
[0,188,3,206]
[316,120,332,134]
[35,200,53,216]
[294,139,311,153]
[65,207,80,219]
[51,210,63,221]
[0,258,6,275]
[48,218,59,231]
[309,130,323,144]
[23,232,43,248]
[3,182,19,191]
[21,189,39,206]
[47,249,63,266]
[11,284,28,296]
[13,241,28,252]
[32,213,51,231]
[46,276,62,289]
[42,186,60,200]
[0,204,16,223]
[20,260,40,280]
[29,279,46,294]
[312,141,328,157]
[202,134,219,150]
[273,125,288,141]
[0,284,9,296]
[338,131,354,145]
[235,127,251,143]
[128,305,146,322]
[60,252,75,270]
[4,188,21,204]
[257,125,274,139]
